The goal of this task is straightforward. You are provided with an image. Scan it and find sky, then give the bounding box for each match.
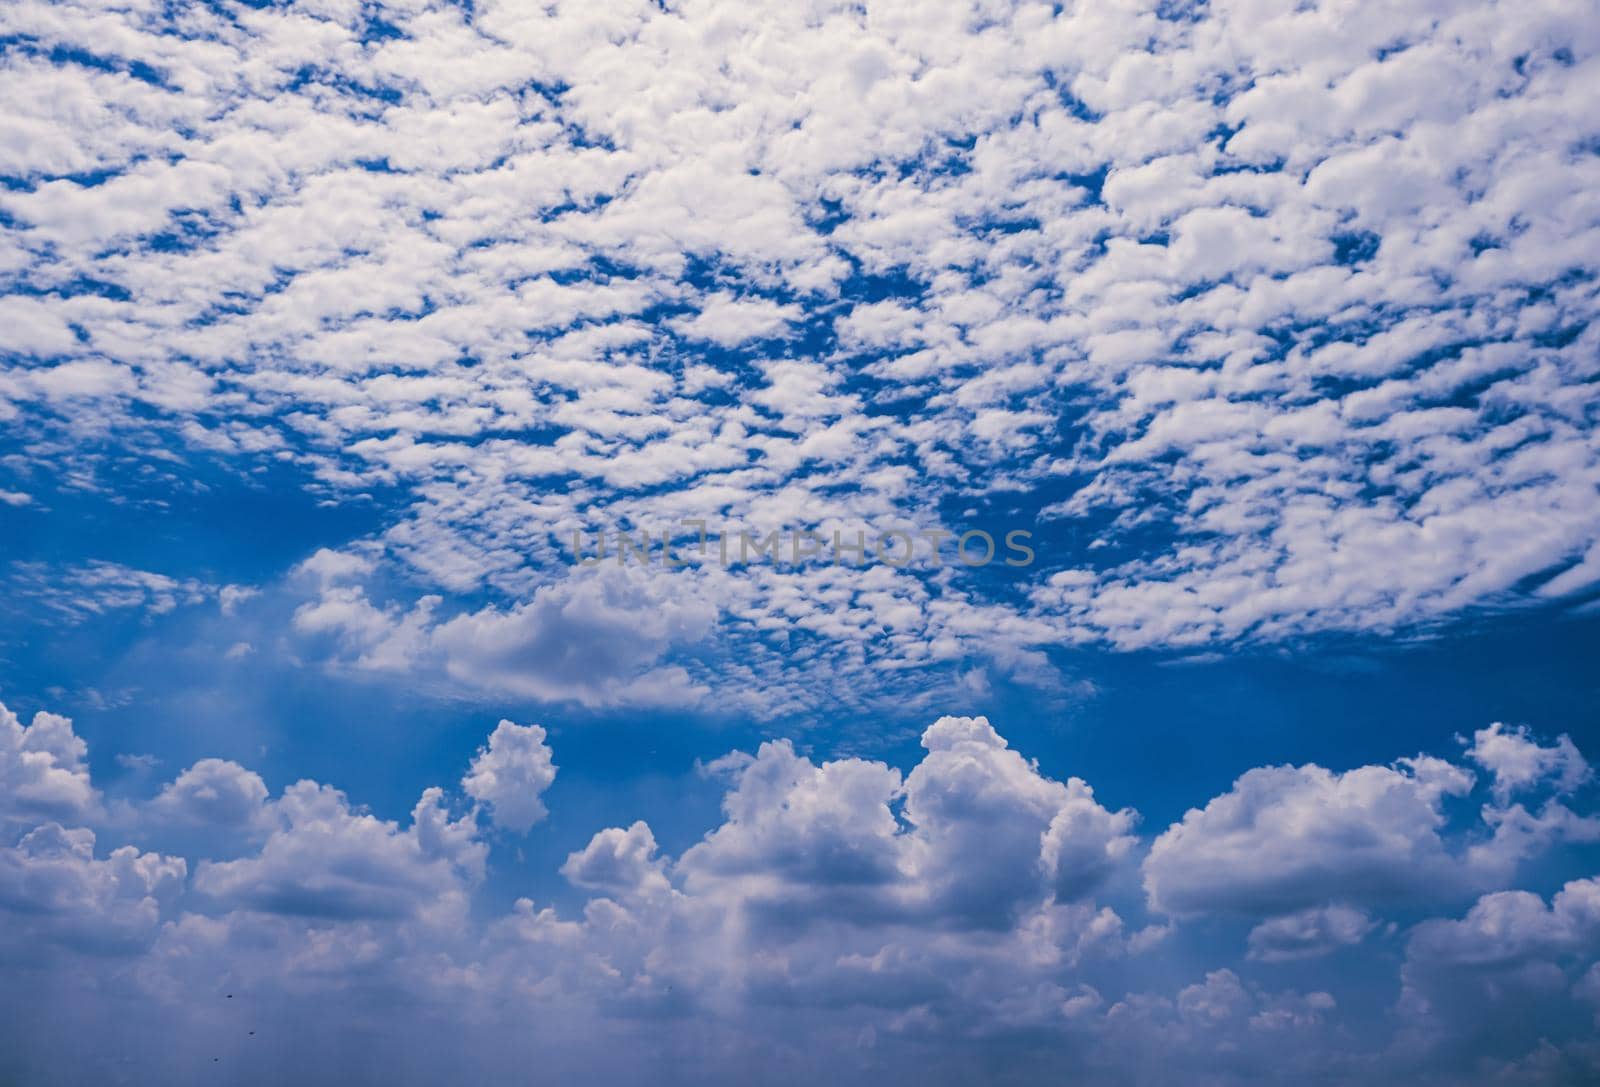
[1,0,1599,1083]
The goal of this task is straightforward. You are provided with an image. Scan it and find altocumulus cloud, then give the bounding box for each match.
[1,696,1598,1085]
[0,0,1598,713]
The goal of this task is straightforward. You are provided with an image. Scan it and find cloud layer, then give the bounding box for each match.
[1,0,1598,709]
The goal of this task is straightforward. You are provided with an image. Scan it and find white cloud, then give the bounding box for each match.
[561,820,672,901]
[193,782,483,921]
[0,700,96,826]
[676,715,1138,933]
[1465,721,1592,803]
[429,575,715,708]
[0,822,184,958]
[147,758,272,834]
[1143,756,1479,917]
[902,715,1138,923]
[462,720,558,835]
[1407,879,1600,970]
[1396,878,1600,1076]
[1144,722,1600,947]
[292,566,717,708]
[1246,905,1377,963]
[670,292,800,347]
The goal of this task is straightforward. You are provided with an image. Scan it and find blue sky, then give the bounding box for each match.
[2,0,1600,1084]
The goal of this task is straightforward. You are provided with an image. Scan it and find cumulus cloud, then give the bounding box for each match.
[901,715,1138,925]
[0,697,1597,1083]
[561,820,673,901]
[676,737,909,919]
[1396,878,1600,1079]
[429,577,714,708]
[1407,880,1600,971]
[147,758,271,832]
[676,715,1137,934]
[1143,756,1479,917]
[0,700,96,825]
[461,720,558,834]
[1465,721,1592,802]
[0,822,184,959]
[193,783,483,921]
[1142,720,1600,933]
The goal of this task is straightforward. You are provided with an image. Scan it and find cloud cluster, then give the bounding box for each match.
[3,695,1598,1084]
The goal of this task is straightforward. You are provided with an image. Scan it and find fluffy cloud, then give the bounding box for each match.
[461,720,558,834]
[676,716,1137,934]
[1407,880,1600,970]
[428,578,714,708]
[147,758,271,833]
[676,738,909,917]
[193,783,483,921]
[0,701,95,825]
[290,558,716,708]
[1143,756,1480,917]
[1466,721,1592,802]
[0,696,1598,1083]
[900,715,1138,925]
[1052,968,1355,1086]
[0,822,184,959]
[560,820,673,901]
[1396,878,1600,1080]
[1144,730,1600,931]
